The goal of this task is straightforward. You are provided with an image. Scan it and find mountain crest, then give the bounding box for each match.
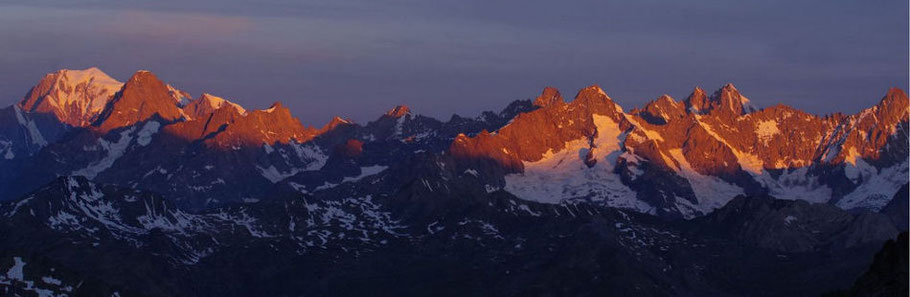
[574,84,611,101]
[568,84,624,118]
[184,93,247,119]
[93,70,185,132]
[685,84,754,116]
[18,67,123,126]
[711,83,752,115]
[640,94,685,124]
[203,100,317,147]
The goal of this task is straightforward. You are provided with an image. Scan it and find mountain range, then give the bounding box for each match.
[0,68,906,296]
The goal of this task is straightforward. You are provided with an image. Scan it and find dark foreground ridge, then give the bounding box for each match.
[0,177,905,296]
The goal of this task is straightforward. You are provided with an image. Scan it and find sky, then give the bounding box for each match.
[0,0,906,126]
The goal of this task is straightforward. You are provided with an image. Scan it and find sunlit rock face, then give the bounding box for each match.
[0,67,907,217]
[0,67,906,297]
[454,84,908,218]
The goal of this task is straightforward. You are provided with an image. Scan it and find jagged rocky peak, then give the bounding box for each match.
[570,84,609,110]
[684,83,755,116]
[640,94,686,123]
[828,87,910,167]
[684,86,709,114]
[574,84,611,102]
[712,83,756,114]
[533,86,564,108]
[93,70,185,132]
[18,67,124,126]
[385,105,411,118]
[875,87,909,121]
[568,84,625,118]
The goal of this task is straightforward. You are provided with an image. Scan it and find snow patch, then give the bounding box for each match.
[256,165,300,183]
[41,276,62,285]
[136,121,160,146]
[784,215,797,225]
[13,105,48,147]
[6,257,25,280]
[1,140,13,159]
[667,148,744,213]
[72,127,136,179]
[343,166,389,183]
[761,167,833,203]
[836,159,909,211]
[755,120,779,145]
[505,115,652,213]
[203,93,247,114]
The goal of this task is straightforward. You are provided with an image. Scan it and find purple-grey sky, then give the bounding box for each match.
[0,0,907,126]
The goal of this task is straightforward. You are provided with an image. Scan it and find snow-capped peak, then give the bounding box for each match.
[17,67,124,126]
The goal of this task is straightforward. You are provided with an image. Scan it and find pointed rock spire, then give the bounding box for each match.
[874,87,909,123]
[684,84,752,116]
[569,84,624,117]
[533,87,564,108]
[711,83,747,115]
[684,86,709,114]
[93,70,184,132]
